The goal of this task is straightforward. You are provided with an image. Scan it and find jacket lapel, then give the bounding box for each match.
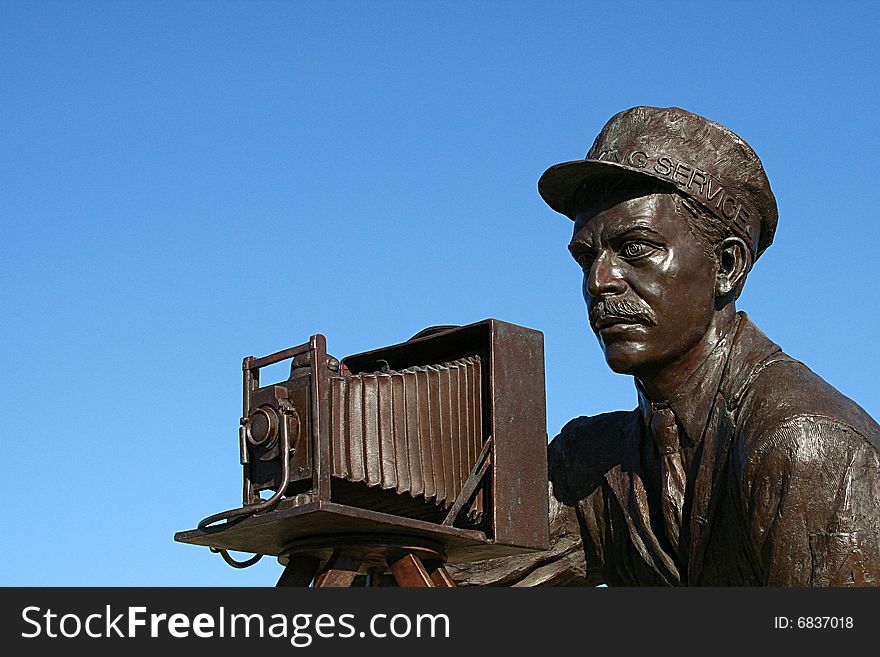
[686,313,788,584]
[686,393,734,584]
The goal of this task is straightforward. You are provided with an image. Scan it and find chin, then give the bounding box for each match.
[601,343,651,375]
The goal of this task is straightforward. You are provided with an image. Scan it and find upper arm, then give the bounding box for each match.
[741,416,880,586]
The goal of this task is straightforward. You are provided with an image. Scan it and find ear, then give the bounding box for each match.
[714,237,752,298]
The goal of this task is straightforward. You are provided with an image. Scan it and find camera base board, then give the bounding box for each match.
[174,500,537,564]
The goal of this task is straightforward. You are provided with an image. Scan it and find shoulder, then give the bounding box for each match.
[548,410,640,505]
[732,355,880,484]
[725,316,879,452]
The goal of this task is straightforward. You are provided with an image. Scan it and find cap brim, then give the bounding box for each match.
[538,159,663,219]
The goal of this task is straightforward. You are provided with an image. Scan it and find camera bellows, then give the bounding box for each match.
[329,357,483,509]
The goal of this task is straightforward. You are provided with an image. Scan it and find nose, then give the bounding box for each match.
[585,251,627,299]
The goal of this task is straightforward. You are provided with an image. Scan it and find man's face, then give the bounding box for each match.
[569,191,718,377]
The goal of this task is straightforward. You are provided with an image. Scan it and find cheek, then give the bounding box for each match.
[660,291,716,352]
[646,269,717,335]
[656,247,716,308]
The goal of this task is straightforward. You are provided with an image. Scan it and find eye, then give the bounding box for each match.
[572,251,596,270]
[619,241,656,260]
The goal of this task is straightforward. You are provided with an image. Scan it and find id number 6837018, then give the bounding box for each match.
[774,617,853,629]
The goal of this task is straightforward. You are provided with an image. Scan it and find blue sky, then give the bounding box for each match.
[2,1,878,586]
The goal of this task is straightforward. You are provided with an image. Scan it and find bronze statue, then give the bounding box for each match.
[449,106,880,586]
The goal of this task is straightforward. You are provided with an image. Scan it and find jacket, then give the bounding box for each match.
[450,313,880,586]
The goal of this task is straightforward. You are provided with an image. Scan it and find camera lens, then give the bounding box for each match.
[246,407,278,447]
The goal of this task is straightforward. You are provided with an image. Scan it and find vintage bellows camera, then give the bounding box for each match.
[175,319,549,585]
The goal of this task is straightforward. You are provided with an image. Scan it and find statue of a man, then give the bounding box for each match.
[451,106,880,586]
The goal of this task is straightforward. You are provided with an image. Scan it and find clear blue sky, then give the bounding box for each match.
[2,1,878,586]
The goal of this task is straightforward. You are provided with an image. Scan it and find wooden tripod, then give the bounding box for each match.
[276,535,457,588]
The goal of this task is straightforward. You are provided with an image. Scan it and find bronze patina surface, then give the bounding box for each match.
[449,106,880,586]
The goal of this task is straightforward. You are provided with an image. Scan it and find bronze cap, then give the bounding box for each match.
[538,106,778,258]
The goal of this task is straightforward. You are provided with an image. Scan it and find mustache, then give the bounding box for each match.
[589,296,658,328]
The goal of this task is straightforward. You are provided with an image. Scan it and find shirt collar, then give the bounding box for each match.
[636,314,740,448]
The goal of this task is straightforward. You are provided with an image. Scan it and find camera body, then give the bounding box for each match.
[177,319,549,563]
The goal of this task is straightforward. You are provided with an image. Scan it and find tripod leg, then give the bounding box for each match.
[276,556,320,587]
[313,551,362,587]
[388,553,435,587]
[425,561,457,588]
[367,567,385,587]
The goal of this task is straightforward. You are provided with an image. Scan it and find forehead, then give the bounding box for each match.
[572,192,682,243]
